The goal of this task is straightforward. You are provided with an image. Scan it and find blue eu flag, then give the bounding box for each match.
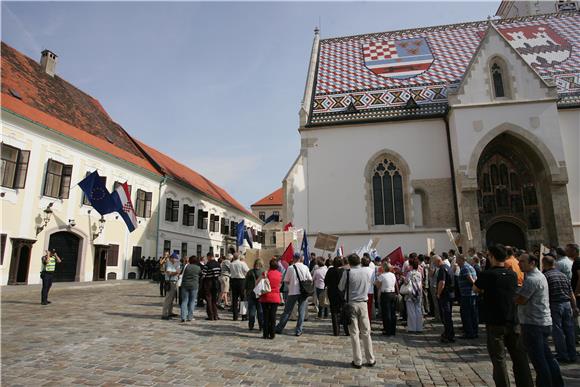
[236,220,245,248]
[78,171,116,215]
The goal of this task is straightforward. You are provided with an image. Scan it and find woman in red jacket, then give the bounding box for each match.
[259,258,283,339]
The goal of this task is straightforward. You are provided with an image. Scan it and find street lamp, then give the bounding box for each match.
[36,203,54,236]
[92,215,106,240]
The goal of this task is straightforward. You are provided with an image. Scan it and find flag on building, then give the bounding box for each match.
[264,213,279,224]
[301,230,309,266]
[281,242,294,265]
[387,246,404,267]
[78,171,117,215]
[236,220,245,248]
[112,182,138,232]
[283,222,293,231]
[245,228,254,249]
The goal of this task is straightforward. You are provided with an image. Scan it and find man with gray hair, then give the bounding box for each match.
[339,253,376,369]
[276,253,312,336]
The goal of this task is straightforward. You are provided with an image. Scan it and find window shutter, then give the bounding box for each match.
[107,244,119,266]
[131,246,142,266]
[145,191,152,218]
[182,204,188,225]
[60,164,73,199]
[165,199,172,221]
[14,150,30,189]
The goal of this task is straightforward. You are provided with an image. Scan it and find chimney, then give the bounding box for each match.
[40,49,58,77]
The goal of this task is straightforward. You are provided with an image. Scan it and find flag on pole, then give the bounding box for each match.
[353,239,373,257]
[283,222,293,231]
[301,230,309,266]
[78,171,117,215]
[387,246,404,267]
[245,228,254,249]
[281,242,294,265]
[336,245,344,257]
[264,213,279,224]
[236,220,245,248]
[112,182,138,232]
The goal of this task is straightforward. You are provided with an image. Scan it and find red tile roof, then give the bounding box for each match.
[252,187,283,207]
[1,41,256,220]
[136,140,256,218]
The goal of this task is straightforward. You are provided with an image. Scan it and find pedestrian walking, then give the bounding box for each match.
[375,261,398,336]
[312,257,329,318]
[230,253,249,321]
[245,259,264,330]
[161,253,181,320]
[339,253,376,369]
[458,255,478,339]
[202,252,221,320]
[403,257,423,333]
[325,257,349,336]
[275,253,312,336]
[219,253,232,309]
[179,256,201,323]
[436,256,455,343]
[40,249,61,305]
[159,252,169,297]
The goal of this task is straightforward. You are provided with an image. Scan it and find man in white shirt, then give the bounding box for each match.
[276,253,313,336]
[230,253,249,321]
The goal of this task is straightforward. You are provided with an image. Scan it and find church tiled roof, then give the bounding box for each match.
[309,12,580,126]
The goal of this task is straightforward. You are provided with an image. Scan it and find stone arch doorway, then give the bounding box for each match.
[8,239,36,284]
[48,231,81,282]
[477,132,555,250]
[486,221,526,249]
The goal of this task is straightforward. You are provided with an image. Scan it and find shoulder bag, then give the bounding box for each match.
[294,265,314,298]
[341,270,354,324]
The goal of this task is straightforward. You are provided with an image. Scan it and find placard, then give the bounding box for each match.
[314,232,339,252]
[427,238,435,255]
[465,222,473,241]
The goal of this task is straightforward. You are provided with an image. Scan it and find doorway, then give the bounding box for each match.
[486,221,526,249]
[93,246,108,281]
[48,231,81,282]
[8,239,36,284]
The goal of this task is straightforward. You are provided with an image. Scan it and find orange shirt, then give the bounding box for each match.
[505,256,524,286]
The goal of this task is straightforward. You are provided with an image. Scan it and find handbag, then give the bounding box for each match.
[318,288,329,307]
[400,281,412,296]
[341,270,354,324]
[253,276,272,297]
[239,300,248,315]
[176,264,188,287]
[294,265,314,297]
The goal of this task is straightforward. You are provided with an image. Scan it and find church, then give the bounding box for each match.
[284,4,579,254]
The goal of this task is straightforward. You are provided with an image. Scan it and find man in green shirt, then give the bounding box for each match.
[41,249,61,305]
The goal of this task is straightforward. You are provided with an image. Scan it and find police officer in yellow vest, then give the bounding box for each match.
[41,249,61,305]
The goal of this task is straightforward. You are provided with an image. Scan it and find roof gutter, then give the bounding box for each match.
[155,175,168,256]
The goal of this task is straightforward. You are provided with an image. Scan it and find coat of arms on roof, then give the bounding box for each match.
[498,25,571,67]
[362,37,434,79]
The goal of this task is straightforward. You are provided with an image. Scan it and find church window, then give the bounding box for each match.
[372,159,405,226]
[491,63,505,98]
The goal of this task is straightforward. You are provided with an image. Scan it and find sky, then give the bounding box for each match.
[2,1,498,209]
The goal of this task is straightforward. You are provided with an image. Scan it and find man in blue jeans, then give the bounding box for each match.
[542,255,578,363]
[276,254,312,336]
[516,253,563,387]
[457,255,478,339]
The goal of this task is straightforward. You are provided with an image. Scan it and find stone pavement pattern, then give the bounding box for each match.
[2,281,579,386]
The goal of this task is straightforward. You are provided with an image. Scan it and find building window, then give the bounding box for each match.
[221,218,230,235]
[163,240,171,253]
[271,233,276,245]
[259,211,266,221]
[165,198,179,222]
[43,159,73,199]
[209,214,220,232]
[135,189,152,218]
[209,246,214,255]
[490,58,511,99]
[183,204,195,226]
[1,143,30,189]
[83,172,107,205]
[107,244,119,266]
[181,242,188,258]
[372,158,405,225]
[230,221,237,237]
[131,246,142,267]
[197,210,208,229]
[196,244,202,257]
[113,181,132,196]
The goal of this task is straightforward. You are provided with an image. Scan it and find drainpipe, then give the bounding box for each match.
[444,115,461,232]
[155,175,168,257]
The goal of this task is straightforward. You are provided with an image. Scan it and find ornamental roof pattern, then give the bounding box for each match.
[310,12,580,125]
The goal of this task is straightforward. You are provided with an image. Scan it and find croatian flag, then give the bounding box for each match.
[336,245,344,257]
[362,37,434,79]
[112,182,138,232]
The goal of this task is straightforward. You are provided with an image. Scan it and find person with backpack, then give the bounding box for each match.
[275,253,313,336]
[436,255,455,343]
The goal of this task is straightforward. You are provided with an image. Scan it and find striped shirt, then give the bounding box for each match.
[543,268,572,304]
[202,260,221,279]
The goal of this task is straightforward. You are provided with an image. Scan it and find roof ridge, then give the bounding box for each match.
[320,11,578,43]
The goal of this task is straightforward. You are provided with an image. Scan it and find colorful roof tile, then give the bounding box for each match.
[309,12,580,125]
[252,188,283,207]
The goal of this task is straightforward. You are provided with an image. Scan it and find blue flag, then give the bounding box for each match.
[236,220,245,248]
[263,213,279,225]
[78,171,117,216]
[301,230,310,266]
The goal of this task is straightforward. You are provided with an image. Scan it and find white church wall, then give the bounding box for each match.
[298,119,451,234]
[559,109,580,242]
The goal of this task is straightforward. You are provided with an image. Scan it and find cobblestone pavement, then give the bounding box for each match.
[2,281,579,387]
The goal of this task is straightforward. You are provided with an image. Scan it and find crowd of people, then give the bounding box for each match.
[150,243,579,384]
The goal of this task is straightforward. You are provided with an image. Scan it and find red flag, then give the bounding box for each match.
[387,247,404,268]
[281,242,294,264]
[283,222,293,231]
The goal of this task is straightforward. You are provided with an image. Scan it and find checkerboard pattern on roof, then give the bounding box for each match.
[312,12,580,119]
